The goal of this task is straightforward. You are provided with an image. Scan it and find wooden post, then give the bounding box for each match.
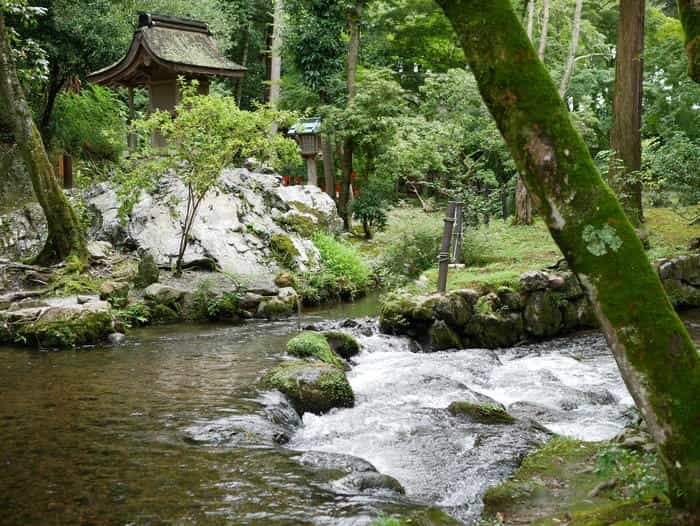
[452,201,464,263]
[437,201,457,293]
[127,85,136,151]
[306,156,318,186]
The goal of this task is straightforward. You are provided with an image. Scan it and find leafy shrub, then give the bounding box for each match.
[376,216,442,286]
[351,177,392,239]
[297,234,371,303]
[645,133,700,207]
[52,85,127,161]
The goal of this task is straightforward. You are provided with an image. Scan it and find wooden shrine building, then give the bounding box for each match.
[88,13,246,147]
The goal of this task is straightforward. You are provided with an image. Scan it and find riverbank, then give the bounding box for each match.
[478,435,690,525]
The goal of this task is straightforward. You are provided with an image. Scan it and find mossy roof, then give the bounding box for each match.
[88,14,246,87]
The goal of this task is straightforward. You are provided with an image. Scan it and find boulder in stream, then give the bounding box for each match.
[447,401,517,425]
[261,360,354,415]
[0,296,113,347]
[286,332,346,368]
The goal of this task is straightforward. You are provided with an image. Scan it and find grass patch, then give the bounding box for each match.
[374,206,699,292]
[479,436,686,526]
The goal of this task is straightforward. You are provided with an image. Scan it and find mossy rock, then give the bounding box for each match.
[274,271,296,288]
[379,293,433,336]
[134,252,159,289]
[523,289,563,338]
[447,401,516,424]
[287,332,346,368]
[257,297,295,319]
[2,303,113,348]
[323,331,361,359]
[270,233,300,269]
[261,360,354,415]
[465,312,524,349]
[276,211,318,237]
[429,320,463,351]
[149,303,179,324]
[99,280,130,308]
[433,293,471,327]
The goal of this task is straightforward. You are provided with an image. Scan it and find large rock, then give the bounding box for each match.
[143,283,186,306]
[523,290,563,338]
[86,168,341,277]
[0,297,113,347]
[261,360,354,415]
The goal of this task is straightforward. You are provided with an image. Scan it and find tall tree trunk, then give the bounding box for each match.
[678,0,700,83]
[269,0,283,133]
[538,0,550,60]
[236,24,251,107]
[559,0,584,98]
[514,178,533,225]
[39,64,65,143]
[322,135,335,197]
[609,0,645,227]
[339,0,364,231]
[526,0,535,39]
[0,14,86,264]
[437,0,700,513]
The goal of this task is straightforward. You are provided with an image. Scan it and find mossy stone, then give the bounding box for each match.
[429,320,463,351]
[149,303,179,324]
[448,401,516,424]
[323,331,361,359]
[134,252,159,289]
[287,332,345,368]
[270,233,300,269]
[466,312,524,349]
[523,290,563,338]
[261,360,354,415]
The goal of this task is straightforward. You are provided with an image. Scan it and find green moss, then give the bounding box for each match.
[447,401,515,424]
[429,320,463,350]
[10,309,113,347]
[277,212,317,237]
[149,303,179,324]
[371,508,462,526]
[270,233,300,269]
[287,332,345,368]
[679,0,700,83]
[261,360,354,415]
[323,331,361,359]
[257,297,295,319]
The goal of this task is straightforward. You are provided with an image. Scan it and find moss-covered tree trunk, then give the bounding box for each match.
[679,0,700,82]
[338,0,364,231]
[609,0,645,227]
[0,15,86,264]
[436,0,700,513]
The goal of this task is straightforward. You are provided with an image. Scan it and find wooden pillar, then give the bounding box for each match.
[306,156,318,186]
[127,85,136,151]
[437,201,457,293]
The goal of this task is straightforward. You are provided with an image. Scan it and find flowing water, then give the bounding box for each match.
[1,298,698,526]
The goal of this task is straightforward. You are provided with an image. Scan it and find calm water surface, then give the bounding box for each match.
[1,298,698,526]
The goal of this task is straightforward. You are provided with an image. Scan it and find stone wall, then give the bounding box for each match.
[379,254,700,351]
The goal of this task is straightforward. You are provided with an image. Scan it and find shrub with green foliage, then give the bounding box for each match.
[375,213,442,287]
[351,177,392,239]
[52,85,127,161]
[297,233,371,303]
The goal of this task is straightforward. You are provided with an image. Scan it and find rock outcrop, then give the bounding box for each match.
[85,168,340,277]
[380,254,700,350]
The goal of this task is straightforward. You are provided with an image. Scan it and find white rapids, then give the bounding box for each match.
[289,330,633,524]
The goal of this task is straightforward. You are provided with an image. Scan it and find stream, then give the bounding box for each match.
[1,297,699,526]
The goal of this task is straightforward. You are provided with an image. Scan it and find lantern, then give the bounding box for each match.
[288,118,322,186]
